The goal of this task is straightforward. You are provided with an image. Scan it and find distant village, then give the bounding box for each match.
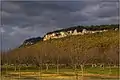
[21,25,119,46]
[43,29,108,41]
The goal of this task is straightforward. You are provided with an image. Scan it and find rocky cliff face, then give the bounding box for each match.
[20,37,43,47]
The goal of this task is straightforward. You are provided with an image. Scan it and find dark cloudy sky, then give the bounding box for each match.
[0,0,119,51]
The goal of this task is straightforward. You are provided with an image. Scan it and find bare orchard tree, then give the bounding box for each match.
[13,57,18,72]
[76,39,92,80]
[43,52,50,72]
[3,52,12,77]
[3,53,8,76]
[45,55,52,72]
[16,55,22,79]
[71,44,80,80]
[33,54,42,80]
[107,44,119,76]
[56,55,60,74]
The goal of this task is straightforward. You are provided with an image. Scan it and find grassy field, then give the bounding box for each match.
[1,65,120,80]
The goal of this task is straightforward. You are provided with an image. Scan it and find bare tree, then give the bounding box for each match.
[16,55,21,80]
[56,55,60,74]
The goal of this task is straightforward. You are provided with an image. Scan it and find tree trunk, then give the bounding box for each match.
[92,64,94,67]
[102,64,105,74]
[80,64,84,77]
[74,64,79,80]
[46,64,49,72]
[38,64,42,80]
[18,65,21,79]
[94,64,97,67]
[103,64,105,70]
[57,63,59,74]
[38,66,41,80]
[75,72,79,80]
[6,65,8,74]
[74,64,77,71]
[15,66,17,71]
[56,56,59,74]
[100,64,104,74]
[14,64,17,72]
[5,64,8,78]
[109,64,112,75]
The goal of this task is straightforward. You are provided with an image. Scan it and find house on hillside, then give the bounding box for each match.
[67,30,73,34]
[72,29,83,35]
[82,29,88,34]
[72,29,78,35]
[43,27,110,41]
[60,31,66,37]
[43,34,51,41]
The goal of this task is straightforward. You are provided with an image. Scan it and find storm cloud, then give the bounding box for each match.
[0,0,119,50]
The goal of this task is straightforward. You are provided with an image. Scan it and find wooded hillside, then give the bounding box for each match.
[1,30,119,66]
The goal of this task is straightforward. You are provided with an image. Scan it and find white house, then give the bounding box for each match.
[43,28,110,41]
[72,29,78,35]
[82,29,87,34]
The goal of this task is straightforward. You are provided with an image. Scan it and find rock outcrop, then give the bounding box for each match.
[20,37,43,47]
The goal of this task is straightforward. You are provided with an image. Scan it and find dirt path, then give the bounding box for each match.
[7,71,119,79]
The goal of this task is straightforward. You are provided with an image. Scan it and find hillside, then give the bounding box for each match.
[19,24,119,46]
[2,30,119,66]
